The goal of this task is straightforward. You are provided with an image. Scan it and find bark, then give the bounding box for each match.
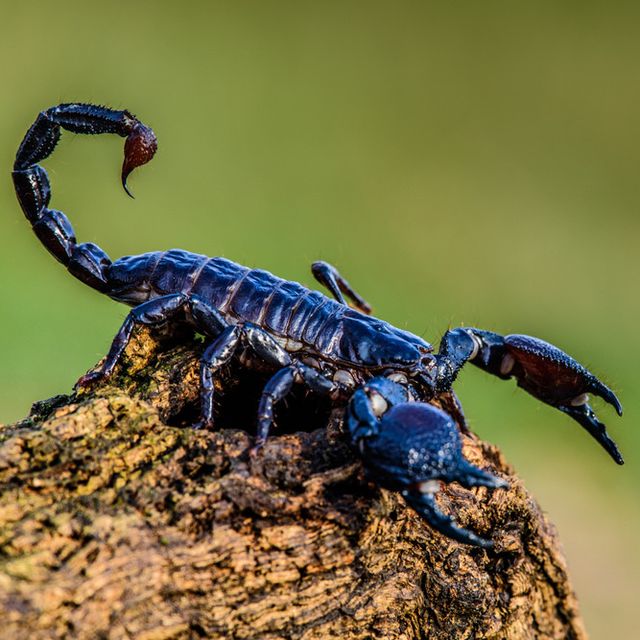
[0,327,587,639]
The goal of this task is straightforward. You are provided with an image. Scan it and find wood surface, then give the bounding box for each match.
[0,327,587,639]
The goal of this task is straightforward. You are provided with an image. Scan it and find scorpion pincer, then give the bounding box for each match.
[12,103,624,548]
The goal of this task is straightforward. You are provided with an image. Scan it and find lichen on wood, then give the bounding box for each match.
[0,327,587,639]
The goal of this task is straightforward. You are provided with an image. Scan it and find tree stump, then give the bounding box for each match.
[0,328,587,639]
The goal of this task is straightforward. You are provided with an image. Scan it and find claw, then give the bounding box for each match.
[348,378,507,548]
[503,334,622,410]
[192,419,214,431]
[347,376,410,440]
[121,120,157,198]
[590,379,623,417]
[559,404,624,465]
[467,330,624,464]
[504,335,624,464]
[403,490,495,549]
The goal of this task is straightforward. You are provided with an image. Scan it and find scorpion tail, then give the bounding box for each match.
[12,104,157,291]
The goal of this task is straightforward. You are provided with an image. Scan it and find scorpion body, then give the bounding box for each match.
[12,103,624,548]
[108,249,432,372]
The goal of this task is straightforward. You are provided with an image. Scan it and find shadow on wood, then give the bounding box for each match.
[0,328,586,639]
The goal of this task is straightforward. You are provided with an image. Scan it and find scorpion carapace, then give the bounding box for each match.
[12,103,624,548]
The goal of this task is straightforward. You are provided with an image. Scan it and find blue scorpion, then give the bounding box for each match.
[12,104,623,548]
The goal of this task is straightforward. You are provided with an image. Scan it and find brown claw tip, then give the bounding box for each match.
[121,122,158,198]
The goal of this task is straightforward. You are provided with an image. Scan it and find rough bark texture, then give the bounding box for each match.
[0,328,587,639]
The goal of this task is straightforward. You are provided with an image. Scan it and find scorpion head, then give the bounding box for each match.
[339,314,427,367]
[347,376,507,548]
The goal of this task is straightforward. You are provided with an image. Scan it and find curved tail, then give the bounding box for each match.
[12,103,157,292]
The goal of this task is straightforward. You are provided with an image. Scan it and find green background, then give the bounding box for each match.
[1,2,637,636]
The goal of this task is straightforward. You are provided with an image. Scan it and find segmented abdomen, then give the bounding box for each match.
[108,249,344,350]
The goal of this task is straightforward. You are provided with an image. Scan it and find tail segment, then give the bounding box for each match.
[12,104,157,292]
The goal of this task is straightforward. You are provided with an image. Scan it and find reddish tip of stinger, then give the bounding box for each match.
[121,122,158,198]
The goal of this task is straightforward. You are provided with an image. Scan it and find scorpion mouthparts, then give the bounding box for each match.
[121,122,158,198]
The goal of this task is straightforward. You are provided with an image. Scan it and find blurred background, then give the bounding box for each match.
[0,2,638,636]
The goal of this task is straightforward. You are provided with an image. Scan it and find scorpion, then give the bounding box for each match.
[12,103,624,548]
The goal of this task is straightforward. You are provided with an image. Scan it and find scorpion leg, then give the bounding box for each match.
[347,378,507,548]
[311,261,372,314]
[255,363,336,447]
[439,390,470,434]
[197,323,293,430]
[77,294,226,388]
[196,326,241,429]
[76,294,189,388]
[433,327,624,464]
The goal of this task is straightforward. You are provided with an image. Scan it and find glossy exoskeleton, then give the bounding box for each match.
[12,104,623,548]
